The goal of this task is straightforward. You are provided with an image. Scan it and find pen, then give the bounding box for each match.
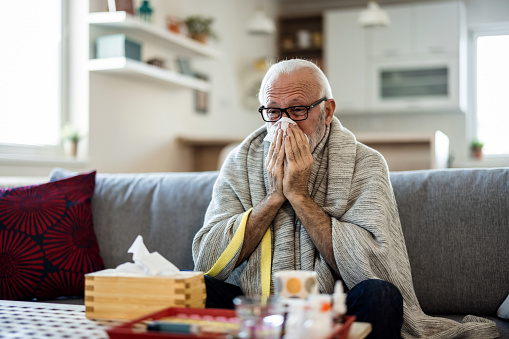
[147,321,200,334]
[147,320,239,336]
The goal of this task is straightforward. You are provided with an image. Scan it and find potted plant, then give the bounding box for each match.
[470,140,484,160]
[61,124,83,157]
[184,16,217,43]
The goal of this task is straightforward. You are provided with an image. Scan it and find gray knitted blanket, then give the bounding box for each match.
[192,117,499,338]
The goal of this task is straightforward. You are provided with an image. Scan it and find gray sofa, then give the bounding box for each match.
[49,167,509,337]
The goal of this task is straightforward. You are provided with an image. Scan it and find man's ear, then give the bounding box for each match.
[324,99,336,126]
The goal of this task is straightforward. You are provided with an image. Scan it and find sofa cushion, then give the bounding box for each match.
[0,171,104,300]
[390,168,509,316]
[49,168,218,271]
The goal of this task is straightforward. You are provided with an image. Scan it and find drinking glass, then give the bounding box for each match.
[233,296,285,339]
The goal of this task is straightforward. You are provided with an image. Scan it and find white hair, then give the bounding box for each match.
[258,59,333,105]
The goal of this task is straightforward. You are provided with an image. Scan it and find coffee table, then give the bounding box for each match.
[0,300,371,338]
[0,300,122,339]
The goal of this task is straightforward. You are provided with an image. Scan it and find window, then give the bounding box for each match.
[0,0,66,154]
[472,28,509,156]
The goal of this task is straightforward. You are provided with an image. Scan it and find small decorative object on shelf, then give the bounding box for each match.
[61,124,83,157]
[185,16,217,43]
[176,56,194,75]
[282,36,295,50]
[95,34,142,61]
[138,0,153,22]
[297,29,312,49]
[107,0,134,14]
[470,140,484,160]
[147,58,166,69]
[312,31,323,48]
[166,15,184,34]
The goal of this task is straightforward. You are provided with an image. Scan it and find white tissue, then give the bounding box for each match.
[115,235,180,276]
[263,117,296,143]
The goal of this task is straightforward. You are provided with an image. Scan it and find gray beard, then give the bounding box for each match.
[264,109,326,153]
[308,109,326,153]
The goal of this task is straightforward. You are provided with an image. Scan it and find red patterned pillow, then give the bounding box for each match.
[0,171,104,300]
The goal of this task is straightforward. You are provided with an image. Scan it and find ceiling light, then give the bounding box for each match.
[359,1,391,28]
[247,9,276,35]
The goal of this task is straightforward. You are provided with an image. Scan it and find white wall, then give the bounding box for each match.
[87,0,276,173]
[0,0,276,176]
[465,0,509,25]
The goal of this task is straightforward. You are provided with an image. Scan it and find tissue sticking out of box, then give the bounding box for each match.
[263,117,309,144]
[114,235,180,276]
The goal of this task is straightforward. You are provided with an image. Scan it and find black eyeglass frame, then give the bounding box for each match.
[258,97,327,122]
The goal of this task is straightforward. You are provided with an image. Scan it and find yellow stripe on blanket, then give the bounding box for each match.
[260,226,271,297]
[205,208,253,277]
[205,208,272,297]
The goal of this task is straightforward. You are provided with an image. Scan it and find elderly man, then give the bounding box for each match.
[193,59,498,339]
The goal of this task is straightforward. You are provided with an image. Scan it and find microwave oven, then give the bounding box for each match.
[370,58,465,113]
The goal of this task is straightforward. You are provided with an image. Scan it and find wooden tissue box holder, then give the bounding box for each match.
[84,270,206,320]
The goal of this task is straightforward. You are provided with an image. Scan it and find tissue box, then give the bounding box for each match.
[95,34,142,61]
[84,270,206,320]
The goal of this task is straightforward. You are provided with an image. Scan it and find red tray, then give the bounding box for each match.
[106,307,355,339]
[328,315,355,339]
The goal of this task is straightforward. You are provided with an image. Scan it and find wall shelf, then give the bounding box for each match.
[278,15,323,69]
[89,57,211,92]
[88,11,220,59]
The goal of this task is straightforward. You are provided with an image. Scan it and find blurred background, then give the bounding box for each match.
[0,0,508,176]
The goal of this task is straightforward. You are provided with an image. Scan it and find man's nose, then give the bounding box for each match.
[282,110,293,120]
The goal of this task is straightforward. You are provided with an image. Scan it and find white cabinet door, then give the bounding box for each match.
[370,7,412,58]
[325,9,369,112]
[413,1,461,56]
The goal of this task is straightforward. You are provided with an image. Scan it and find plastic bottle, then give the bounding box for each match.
[332,281,347,324]
[301,294,333,339]
[282,298,307,339]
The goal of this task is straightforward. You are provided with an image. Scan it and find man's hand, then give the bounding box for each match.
[283,124,313,203]
[236,127,286,267]
[265,127,286,205]
[281,124,338,273]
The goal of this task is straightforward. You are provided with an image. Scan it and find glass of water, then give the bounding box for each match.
[233,296,285,339]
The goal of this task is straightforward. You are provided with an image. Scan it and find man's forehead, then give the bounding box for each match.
[266,97,305,106]
[264,83,318,106]
[265,72,317,93]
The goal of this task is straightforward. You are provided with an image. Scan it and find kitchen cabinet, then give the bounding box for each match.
[413,1,462,56]
[325,0,466,114]
[324,9,368,112]
[370,7,412,58]
[88,11,219,91]
[370,1,463,59]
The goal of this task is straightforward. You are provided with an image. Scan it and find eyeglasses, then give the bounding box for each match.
[259,97,327,122]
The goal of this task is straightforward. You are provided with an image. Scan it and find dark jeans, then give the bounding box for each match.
[204,276,403,339]
[346,279,403,339]
[203,275,244,309]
